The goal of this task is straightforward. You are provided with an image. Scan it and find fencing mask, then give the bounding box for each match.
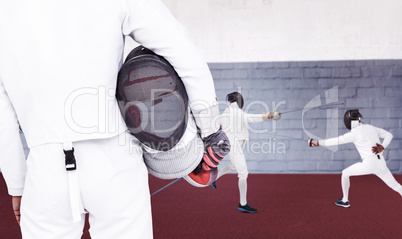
[226,91,244,109]
[344,109,362,130]
[116,46,204,179]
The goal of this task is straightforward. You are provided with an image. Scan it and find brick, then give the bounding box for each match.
[361,109,389,119]
[272,62,290,68]
[255,62,276,69]
[318,79,347,88]
[372,77,402,87]
[259,79,288,89]
[210,70,222,79]
[375,59,402,66]
[333,67,353,78]
[385,87,402,97]
[250,68,277,79]
[290,61,319,68]
[345,98,374,108]
[260,161,288,172]
[288,161,316,171]
[276,68,304,79]
[371,119,400,129]
[366,66,392,77]
[345,60,375,67]
[220,69,248,79]
[373,97,401,108]
[391,66,402,76]
[338,88,357,98]
[316,161,345,172]
[208,63,234,70]
[319,61,347,67]
[346,78,374,87]
[357,88,385,98]
[234,62,258,69]
[304,68,332,79]
[289,79,319,89]
[214,79,235,89]
[389,129,402,139]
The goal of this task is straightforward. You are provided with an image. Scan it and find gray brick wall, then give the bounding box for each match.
[209,60,402,174]
[16,60,402,175]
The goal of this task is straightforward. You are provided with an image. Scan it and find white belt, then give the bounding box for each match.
[63,142,84,223]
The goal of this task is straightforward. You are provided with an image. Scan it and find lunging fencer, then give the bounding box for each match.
[214,92,281,213]
[0,1,228,238]
[309,109,402,208]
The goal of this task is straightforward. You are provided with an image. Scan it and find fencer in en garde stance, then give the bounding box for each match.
[214,92,281,213]
[0,1,228,238]
[309,109,402,208]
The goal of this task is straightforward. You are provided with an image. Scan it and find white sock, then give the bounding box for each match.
[239,178,247,206]
[341,174,350,202]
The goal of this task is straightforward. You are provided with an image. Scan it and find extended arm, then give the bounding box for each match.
[245,111,281,123]
[309,132,354,147]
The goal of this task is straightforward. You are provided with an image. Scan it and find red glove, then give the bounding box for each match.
[308,139,319,147]
[200,128,230,171]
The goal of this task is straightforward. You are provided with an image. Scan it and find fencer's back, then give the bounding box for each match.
[0,1,127,147]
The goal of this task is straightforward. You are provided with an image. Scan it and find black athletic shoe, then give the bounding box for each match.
[238,203,257,213]
[211,181,217,190]
[334,199,350,208]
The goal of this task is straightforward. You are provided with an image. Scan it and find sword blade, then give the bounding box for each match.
[151,177,182,196]
[280,102,344,115]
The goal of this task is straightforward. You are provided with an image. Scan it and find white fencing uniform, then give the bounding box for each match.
[0,0,217,238]
[218,102,265,205]
[322,123,402,202]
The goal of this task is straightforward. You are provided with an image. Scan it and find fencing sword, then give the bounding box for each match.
[279,102,344,115]
[266,132,306,141]
[268,102,344,141]
[151,177,183,196]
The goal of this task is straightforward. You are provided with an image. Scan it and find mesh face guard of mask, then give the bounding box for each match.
[116,46,203,179]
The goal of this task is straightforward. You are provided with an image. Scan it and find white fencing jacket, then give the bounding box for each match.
[220,103,265,144]
[0,0,217,196]
[322,124,393,160]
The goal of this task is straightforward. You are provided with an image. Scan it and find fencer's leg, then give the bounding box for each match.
[230,151,249,206]
[20,144,85,239]
[341,171,351,202]
[375,167,402,196]
[77,132,152,239]
[216,163,236,180]
[341,161,373,202]
[238,177,248,206]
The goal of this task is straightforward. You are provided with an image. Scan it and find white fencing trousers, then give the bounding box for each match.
[217,139,249,180]
[341,155,402,201]
[216,139,249,205]
[20,131,153,239]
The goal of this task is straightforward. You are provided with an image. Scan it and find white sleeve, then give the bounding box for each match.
[0,76,27,196]
[121,0,217,111]
[377,128,393,149]
[321,132,355,147]
[244,112,265,124]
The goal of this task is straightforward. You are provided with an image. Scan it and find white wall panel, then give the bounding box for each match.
[125,0,402,62]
